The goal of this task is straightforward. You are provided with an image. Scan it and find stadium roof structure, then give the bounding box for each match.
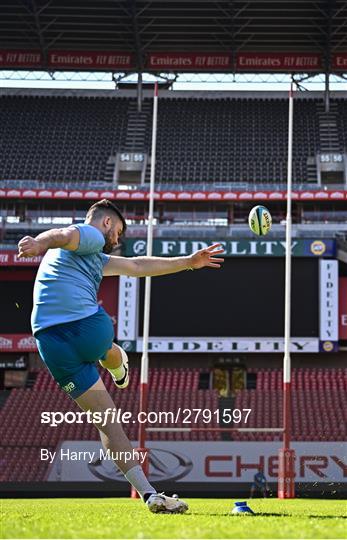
[1,0,347,75]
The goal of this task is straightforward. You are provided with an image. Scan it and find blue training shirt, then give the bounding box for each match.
[31,223,110,335]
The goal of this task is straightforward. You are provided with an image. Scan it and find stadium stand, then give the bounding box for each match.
[336,99,347,150]
[0,368,345,481]
[1,92,346,185]
[0,95,129,183]
[154,97,322,184]
[234,368,347,442]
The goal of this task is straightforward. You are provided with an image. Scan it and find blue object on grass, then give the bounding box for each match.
[231,501,255,515]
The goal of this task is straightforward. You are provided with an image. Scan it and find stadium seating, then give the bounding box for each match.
[336,99,347,150]
[0,95,128,183]
[233,368,347,441]
[153,97,321,184]
[1,93,346,185]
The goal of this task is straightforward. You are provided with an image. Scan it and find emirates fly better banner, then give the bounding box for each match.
[0,50,134,69]
[1,49,347,72]
[147,52,323,71]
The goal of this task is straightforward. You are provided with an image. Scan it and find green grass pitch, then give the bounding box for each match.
[1,498,346,539]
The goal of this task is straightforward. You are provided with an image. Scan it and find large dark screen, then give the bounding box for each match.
[139,258,318,337]
[0,281,33,333]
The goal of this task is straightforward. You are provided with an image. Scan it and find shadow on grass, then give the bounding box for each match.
[254,512,288,517]
[189,513,231,517]
[188,512,347,519]
[190,511,288,518]
[307,515,347,520]
[255,512,347,519]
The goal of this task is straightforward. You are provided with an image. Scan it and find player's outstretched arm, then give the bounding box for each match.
[17,227,80,258]
[103,243,224,277]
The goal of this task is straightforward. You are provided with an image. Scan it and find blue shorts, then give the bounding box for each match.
[35,307,114,399]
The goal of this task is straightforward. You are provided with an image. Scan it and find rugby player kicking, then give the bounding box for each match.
[18,199,224,514]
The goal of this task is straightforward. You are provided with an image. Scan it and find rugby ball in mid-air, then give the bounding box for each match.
[248,205,272,236]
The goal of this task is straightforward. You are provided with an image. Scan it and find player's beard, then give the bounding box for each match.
[102,230,115,254]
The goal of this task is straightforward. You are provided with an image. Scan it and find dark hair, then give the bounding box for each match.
[86,199,127,235]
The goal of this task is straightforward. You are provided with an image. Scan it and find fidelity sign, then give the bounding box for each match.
[117,276,138,341]
[125,239,335,258]
[135,337,319,353]
[319,260,339,348]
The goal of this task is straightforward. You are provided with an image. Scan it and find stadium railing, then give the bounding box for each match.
[1,179,346,192]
